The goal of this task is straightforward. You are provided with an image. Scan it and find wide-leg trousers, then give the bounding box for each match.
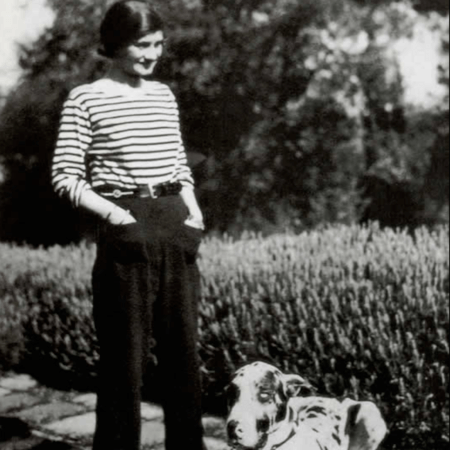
[91,195,206,450]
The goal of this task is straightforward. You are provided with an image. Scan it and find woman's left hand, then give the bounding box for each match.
[185,212,205,231]
[180,187,205,230]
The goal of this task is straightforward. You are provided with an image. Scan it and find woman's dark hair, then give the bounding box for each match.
[99,1,164,58]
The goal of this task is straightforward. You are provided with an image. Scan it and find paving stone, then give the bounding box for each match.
[40,391,71,404]
[0,376,37,392]
[141,403,163,421]
[2,439,80,450]
[141,421,165,447]
[17,402,86,426]
[204,436,230,450]
[0,394,41,414]
[43,413,96,438]
[0,435,45,450]
[0,389,10,398]
[71,394,96,410]
[0,417,31,441]
[32,442,80,449]
[0,388,11,397]
[142,443,164,450]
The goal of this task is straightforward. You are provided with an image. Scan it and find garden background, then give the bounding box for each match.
[0,0,448,449]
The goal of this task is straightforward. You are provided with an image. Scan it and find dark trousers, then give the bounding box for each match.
[91,195,205,450]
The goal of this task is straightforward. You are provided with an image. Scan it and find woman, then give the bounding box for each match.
[52,2,207,449]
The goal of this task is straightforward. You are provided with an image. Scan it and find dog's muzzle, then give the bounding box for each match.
[227,420,269,450]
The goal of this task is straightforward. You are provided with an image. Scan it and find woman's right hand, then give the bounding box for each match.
[106,205,137,226]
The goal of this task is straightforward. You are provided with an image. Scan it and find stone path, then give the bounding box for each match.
[0,373,229,450]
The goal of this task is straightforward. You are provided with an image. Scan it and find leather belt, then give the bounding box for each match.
[97,181,183,199]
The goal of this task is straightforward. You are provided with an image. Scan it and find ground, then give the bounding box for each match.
[0,373,229,450]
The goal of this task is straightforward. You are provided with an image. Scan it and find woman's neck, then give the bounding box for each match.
[106,65,145,89]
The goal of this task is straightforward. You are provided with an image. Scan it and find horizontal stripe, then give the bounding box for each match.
[89,147,181,157]
[105,129,180,140]
[88,99,176,114]
[90,110,177,124]
[70,91,177,104]
[93,153,176,163]
[92,117,179,132]
[90,161,175,175]
[99,121,178,134]
[52,80,194,205]
[94,136,180,149]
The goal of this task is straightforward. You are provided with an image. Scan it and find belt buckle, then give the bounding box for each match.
[112,189,122,199]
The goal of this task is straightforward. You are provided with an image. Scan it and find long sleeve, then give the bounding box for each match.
[167,89,195,188]
[52,92,93,207]
[174,141,195,188]
[53,81,195,199]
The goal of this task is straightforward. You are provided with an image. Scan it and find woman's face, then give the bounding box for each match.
[113,31,165,79]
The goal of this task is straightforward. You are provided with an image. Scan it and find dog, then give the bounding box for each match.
[226,362,387,450]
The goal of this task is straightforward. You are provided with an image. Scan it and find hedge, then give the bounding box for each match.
[0,223,448,449]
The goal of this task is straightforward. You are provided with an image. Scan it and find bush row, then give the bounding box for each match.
[0,223,448,449]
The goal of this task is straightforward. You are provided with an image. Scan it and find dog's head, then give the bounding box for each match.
[226,362,313,449]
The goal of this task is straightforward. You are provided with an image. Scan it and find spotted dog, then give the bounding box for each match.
[226,362,387,450]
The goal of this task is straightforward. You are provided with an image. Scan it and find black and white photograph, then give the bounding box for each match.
[0,1,448,449]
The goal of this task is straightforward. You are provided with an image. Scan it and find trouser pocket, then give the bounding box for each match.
[105,222,149,264]
[177,224,203,260]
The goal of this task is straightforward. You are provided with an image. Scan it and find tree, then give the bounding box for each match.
[0,0,111,244]
[0,0,447,243]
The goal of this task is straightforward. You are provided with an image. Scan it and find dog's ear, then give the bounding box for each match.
[343,399,387,450]
[281,374,315,398]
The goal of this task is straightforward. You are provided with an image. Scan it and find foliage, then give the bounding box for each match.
[0,224,448,448]
[0,0,110,245]
[199,224,449,449]
[0,0,448,244]
[0,243,96,387]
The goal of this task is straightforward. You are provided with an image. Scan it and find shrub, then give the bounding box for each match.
[0,223,448,448]
[0,243,96,388]
[198,224,449,449]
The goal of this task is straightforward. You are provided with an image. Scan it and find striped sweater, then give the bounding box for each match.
[52,78,194,206]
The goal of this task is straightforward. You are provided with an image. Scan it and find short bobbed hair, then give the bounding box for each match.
[99,1,164,58]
